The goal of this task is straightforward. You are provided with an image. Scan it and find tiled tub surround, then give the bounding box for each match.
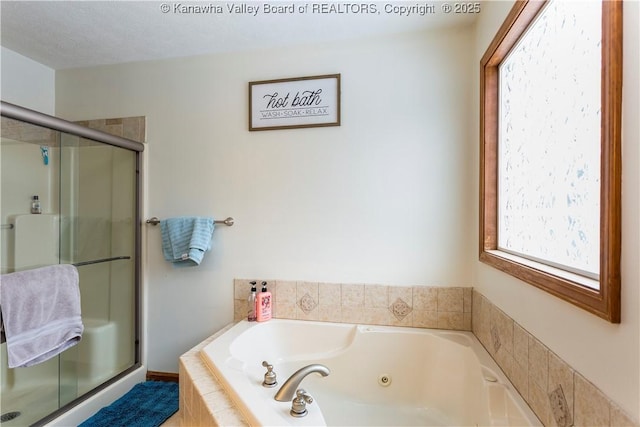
[179,282,638,426]
[233,280,473,330]
[472,291,638,427]
[179,324,250,426]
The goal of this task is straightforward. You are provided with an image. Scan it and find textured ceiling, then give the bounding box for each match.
[1,1,477,70]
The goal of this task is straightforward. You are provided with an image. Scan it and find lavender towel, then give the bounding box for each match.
[0,264,84,368]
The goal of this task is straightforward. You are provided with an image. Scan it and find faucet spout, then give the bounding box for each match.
[274,364,330,402]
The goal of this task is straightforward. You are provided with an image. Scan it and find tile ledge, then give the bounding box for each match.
[180,322,249,427]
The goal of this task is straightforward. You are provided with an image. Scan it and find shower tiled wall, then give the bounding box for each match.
[75,117,146,143]
[472,290,637,427]
[1,116,57,145]
[233,279,472,331]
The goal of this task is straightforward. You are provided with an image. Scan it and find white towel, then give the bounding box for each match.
[0,264,84,368]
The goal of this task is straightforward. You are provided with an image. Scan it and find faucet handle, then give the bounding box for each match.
[261,361,278,388]
[295,388,313,404]
[290,389,313,417]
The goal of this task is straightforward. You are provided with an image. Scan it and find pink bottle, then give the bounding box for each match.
[256,281,272,322]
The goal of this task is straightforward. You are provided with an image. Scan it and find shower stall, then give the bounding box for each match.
[0,102,142,426]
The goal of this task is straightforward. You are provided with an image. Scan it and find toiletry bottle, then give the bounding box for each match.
[256,281,272,322]
[247,281,257,321]
[31,195,42,214]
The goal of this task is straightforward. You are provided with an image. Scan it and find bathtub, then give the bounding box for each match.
[200,319,541,426]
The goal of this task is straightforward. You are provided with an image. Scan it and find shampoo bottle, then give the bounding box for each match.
[247,281,257,322]
[31,195,42,214]
[256,281,272,322]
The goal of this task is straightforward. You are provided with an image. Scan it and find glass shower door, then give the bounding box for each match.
[58,134,137,404]
[1,115,138,425]
[1,117,62,426]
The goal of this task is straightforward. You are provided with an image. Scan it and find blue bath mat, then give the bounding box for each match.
[79,381,178,427]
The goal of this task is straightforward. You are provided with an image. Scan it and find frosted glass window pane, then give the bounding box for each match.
[498,0,601,282]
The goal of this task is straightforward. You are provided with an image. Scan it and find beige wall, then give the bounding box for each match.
[471,1,640,420]
[56,26,476,373]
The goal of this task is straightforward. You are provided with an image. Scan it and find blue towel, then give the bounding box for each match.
[160,217,215,266]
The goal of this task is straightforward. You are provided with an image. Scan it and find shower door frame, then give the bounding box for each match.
[0,100,144,425]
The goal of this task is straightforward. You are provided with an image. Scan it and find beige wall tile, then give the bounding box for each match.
[529,381,552,426]
[275,302,296,319]
[389,309,413,327]
[318,282,341,307]
[528,336,549,390]
[365,284,389,308]
[389,286,413,308]
[463,312,472,331]
[494,347,515,380]
[297,281,318,300]
[437,311,464,330]
[472,290,482,336]
[271,282,288,318]
[413,310,438,328]
[438,287,463,312]
[413,286,438,311]
[296,282,319,319]
[122,117,145,142]
[341,306,366,323]
[477,293,492,348]
[610,403,639,427]
[548,351,575,426]
[364,307,392,325]
[275,281,297,304]
[548,384,573,427]
[296,298,319,321]
[342,284,365,307]
[513,322,530,367]
[233,279,250,299]
[267,281,277,305]
[318,305,342,323]
[574,374,611,427]
[463,288,472,313]
[491,306,514,355]
[511,360,529,401]
[233,299,246,322]
[389,297,413,321]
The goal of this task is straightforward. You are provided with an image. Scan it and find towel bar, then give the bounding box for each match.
[145,216,234,227]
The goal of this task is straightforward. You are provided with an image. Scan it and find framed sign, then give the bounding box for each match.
[249,74,341,131]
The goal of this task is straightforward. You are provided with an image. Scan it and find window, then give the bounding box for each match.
[479,0,622,322]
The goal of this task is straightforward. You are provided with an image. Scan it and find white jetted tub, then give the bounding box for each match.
[201,319,541,426]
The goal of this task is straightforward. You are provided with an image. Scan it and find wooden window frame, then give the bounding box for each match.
[479,0,623,322]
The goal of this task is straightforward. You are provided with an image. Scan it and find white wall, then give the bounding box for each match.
[1,46,55,114]
[471,1,640,419]
[55,27,476,372]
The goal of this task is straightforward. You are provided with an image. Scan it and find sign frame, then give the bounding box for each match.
[248,74,341,131]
